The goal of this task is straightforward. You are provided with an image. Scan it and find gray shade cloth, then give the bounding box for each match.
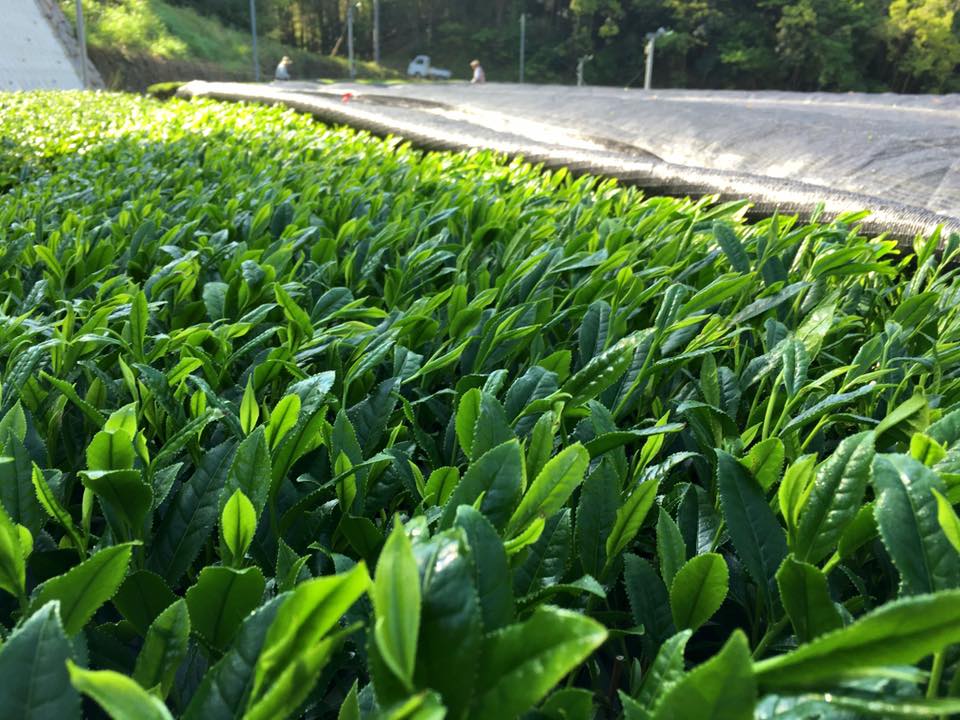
[179,80,960,244]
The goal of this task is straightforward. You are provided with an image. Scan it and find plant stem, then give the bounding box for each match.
[821,552,840,576]
[752,616,789,660]
[927,650,946,699]
[761,375,781,440]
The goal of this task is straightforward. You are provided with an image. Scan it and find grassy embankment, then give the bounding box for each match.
[61,0,399,90]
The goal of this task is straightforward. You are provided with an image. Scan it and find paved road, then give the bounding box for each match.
[276,81,960,219]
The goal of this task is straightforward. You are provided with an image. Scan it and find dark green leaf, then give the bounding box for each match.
[793,431,874,565]
[471,606,607,719]
[755,589,960,692]
[873,454,960,594]
[669,553,728,632]
[775,556,842,643]
[133,598,190,699]
[0,602,80,719]
[29,543,135,635]
[185,566,266,650]
[651,630,755,720]
[717,451,787,610]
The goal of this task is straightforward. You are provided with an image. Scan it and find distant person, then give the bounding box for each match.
[275,56,293,81]
[470,59,486,84]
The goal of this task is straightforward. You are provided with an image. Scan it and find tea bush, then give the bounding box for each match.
[2,91,960,719]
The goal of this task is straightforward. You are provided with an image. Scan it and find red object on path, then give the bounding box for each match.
[342,92,354,103]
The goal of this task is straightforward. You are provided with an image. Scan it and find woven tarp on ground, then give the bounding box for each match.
[180,80,960,244]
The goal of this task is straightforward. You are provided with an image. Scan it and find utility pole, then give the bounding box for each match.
[373,0,380,65]
[519,13,525,83]
[348,4,356,80]
[74,0,88,88]
[249,0,260,81]
[644,27,670,90]
[577,55,592,87]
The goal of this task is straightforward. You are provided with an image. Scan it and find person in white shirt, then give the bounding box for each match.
[275,56,293,81]
[470,59,486,84]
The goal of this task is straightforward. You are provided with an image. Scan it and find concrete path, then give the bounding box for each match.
[0,0,86,91]
[273,81,960,220]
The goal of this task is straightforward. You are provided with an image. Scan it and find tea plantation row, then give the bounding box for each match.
[2,91,960,719]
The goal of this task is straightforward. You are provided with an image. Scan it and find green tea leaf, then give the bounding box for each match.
[220,489,257,563]
[338,682,360,720]
[775,555,842,643]
[778,454,816,544]
[717,451,787,609]
[575,457,619,578]
[651,630,755,720]
[32,463,85,553]
[657,509,686,588]
[932,488,960,554]
[182,597,283,720]
[0,434,43,535]
[423,466,459,507]
[240,376,259,435]
[514,510,572,596]
[471,606,607,719]
[439,439,523,531]
[265,394,300,450]
[911,432,947,467]
[149,440,235,584]
[412,528,482,717]
[540,687,595,720]
[793,431,874,564]
[743,438,785,492]
[755,589,960,691]
[669,553,728,632]
[0,499,26,601]
[563,333,643,407]
[506,443,589,538]
[80,469,152,539]
[0,602,80,719]
[455,505,514,631]
[713,222,750,273]
[29,543,135,635]
[606,478,659,563]
[680,274,755,317]
[186,566,266,650]
[624,554,675,648]
[274,283,314,340]
[372,522,420,690]
[251,564,370,709]
[223,427,270,516]
[0,401,26,445]
[781,338,810,399]
[133,598,190,699]
[130,290,149,360]
[112,570,178,637]
[68,661,173,720]
[873,454,960,594]
[456,388,481,459]
[633,630,693,712]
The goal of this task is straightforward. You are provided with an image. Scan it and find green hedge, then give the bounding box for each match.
[2,91,960,719]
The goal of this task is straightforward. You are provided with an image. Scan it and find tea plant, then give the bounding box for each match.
[2,91,960,719]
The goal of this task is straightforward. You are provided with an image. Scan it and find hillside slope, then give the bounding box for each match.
[62,0,397,90]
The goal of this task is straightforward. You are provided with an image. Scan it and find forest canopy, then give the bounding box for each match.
[166,0,960,92]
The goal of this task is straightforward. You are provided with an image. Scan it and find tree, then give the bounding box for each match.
[887,0,960,91]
